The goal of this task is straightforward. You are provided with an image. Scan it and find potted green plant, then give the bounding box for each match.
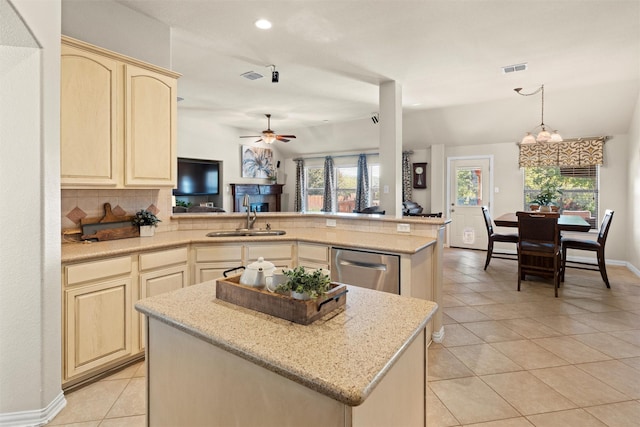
[132,209,161,237]
[277,266,331,300]
[530,183,562,212]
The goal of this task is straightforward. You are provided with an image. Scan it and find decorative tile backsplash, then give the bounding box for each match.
[61,188,174,232]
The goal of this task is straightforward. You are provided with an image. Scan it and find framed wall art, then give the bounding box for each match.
[412,162,427,189]
[241,145,274,178]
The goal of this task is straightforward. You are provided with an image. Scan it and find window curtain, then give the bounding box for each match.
[322,156,335,212]
[294,159,306,212]
[519,137,605,168]
[355,154,370,211]
[402,151,412,202]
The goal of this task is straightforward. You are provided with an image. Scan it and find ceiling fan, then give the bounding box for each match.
[239,114,296,144]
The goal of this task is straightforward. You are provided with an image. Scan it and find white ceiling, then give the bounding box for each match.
[116,0,640,155]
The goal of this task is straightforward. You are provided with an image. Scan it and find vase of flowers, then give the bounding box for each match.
[132,209,161,237]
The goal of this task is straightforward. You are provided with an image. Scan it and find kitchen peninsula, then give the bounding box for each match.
[135,281,437,426]
[61,212,448,389]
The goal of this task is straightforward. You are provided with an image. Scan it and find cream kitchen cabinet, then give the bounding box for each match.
[245,242,294,271]
[62,256,134,387]
[296,242,330,272]
[193,243,244,283]
[136,247,189,351]
[61,36,180,189]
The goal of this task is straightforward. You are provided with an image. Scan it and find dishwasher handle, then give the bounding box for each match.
[338,259,387,271]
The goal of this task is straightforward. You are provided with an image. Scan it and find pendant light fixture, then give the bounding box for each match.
[514,84,562,144]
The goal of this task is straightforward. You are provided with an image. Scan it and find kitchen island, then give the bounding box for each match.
[135,281,437,427]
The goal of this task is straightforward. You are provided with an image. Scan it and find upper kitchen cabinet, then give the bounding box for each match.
[61,36,180,189]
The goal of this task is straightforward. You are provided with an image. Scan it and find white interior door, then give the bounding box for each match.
[449,157,491,249]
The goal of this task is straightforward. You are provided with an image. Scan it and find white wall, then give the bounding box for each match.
[0,0,63,422]
[61,0,171,68]
[178,112,284,212]
[627,90,640,272]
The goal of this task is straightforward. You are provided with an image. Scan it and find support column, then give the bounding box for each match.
[378,81,402,217]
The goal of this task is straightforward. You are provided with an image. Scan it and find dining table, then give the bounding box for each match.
[494,212,592,232]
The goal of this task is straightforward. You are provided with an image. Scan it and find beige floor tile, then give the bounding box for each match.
[563,298,621,313]
[106,377,146,418]
[620,356,640,371]
[490,340,569,370]
[481,371,576,415]
[570,332,640,358]
[575,360,640,399]
[569,311,640,332]
[427,386,460,427]
[584,401,640,427]
[443,324,485,347]
[102,363,142,381]
[444,306,492,323]
[532,315,597,335]
[444,294,468,307]
[133,362,146,378]
[473,304,528,321]
[49,422,100,427]
[462,321,525,343]
[430,377,519,425]
[99,415,146,427]
[525,408,607,427]
[498,318,562,339]
[448,344,522,376]
[443,313,458,325]
[429,347,475,381]
[532,336,611,364]
[609,329,640,347]
[530,365,628,407]
[450,292,498,306]
[463,418,534,427]
[49,380,129,425]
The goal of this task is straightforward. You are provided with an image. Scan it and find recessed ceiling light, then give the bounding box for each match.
[255,19,272,30]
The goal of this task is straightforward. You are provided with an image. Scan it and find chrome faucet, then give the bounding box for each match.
[242,194,257,229]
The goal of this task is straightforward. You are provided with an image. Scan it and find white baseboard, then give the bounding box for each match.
[432,326,445,344]
[0,392,66,427]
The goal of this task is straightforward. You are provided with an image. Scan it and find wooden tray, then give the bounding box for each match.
[216,275,348,325]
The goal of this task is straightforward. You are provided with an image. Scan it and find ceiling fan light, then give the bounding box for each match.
[536,128,551,143]
[263,134,276,144]
[521,132,536,145]
[549,130,563,142]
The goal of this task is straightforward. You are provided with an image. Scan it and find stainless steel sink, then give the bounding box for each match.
[206,229,286,237]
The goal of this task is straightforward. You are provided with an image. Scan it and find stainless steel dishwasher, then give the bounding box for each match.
[330,247,400,294]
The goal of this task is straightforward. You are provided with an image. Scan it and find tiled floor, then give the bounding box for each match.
[51,248,640,426]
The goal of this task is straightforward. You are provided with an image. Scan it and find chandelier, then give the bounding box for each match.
[514,84,562,144]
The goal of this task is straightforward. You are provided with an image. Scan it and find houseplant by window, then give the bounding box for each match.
[132,209,161,237]
[276,266,331,300]
[530,183,562,212]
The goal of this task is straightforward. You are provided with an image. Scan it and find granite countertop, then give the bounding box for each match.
[61,229,437,263]
[135,281,437,406]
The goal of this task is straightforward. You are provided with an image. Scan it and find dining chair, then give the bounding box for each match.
[481,206,518,270]
[561,209,614,288]
[516,211,562,297]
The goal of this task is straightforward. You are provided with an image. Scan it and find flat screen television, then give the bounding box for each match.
[174,158,220,196]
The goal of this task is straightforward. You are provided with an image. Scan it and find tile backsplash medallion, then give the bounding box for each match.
[61,188,174,233]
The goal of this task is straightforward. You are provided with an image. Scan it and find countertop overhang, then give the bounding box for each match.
[135,281,438,406]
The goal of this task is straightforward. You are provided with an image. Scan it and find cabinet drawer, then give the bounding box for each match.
[246,243,293,261]
[298,243,329,263]
[65,256,132,286]
[140,247,188,271]
[195,245,243,263]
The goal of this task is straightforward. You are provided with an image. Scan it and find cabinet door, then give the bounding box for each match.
[64,277,132,380]
[138,264,188,350]
[61,44,118,187]
[124,64,177,187]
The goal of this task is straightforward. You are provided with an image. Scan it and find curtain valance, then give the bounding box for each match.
[519,137,606,168]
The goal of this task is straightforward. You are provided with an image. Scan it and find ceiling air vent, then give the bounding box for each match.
[241,71,263,80]
[501,63,528,74]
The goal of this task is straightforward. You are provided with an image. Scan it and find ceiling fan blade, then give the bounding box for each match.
[240,135,262,138]
[254,138,264,143]
[277,135,296,139]
[276,137,290,143]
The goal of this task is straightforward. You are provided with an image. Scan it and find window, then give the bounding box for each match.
[523,166,599,228]
[305,164,380,212]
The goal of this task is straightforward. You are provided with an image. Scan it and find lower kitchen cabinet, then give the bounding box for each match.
[297,242,330,272]
[136,247,189,351]
[63,256,134,385]
[245,242,294,271]
[193,243,243,283]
